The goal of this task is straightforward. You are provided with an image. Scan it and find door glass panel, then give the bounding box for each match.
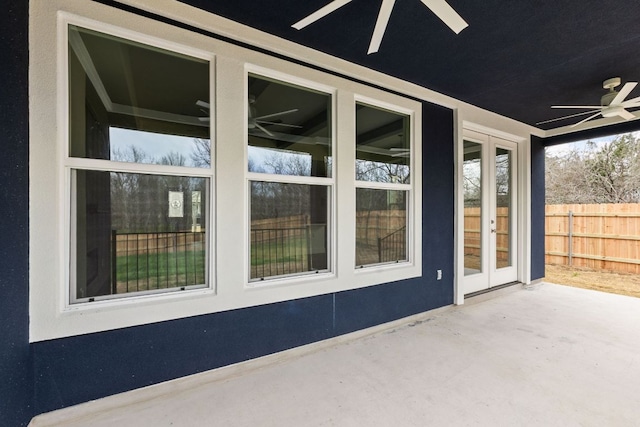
[495,147,512,269]
[463,141,482,275]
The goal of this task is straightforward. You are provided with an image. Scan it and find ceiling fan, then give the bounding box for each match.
[538,77,640,128]
[196,98,302,137]
[292,0,468,55]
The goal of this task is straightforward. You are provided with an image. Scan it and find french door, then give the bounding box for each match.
[462,129,518,294]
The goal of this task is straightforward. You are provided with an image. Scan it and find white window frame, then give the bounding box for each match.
[64,22,216,307]
[29,0,422,342]
[244,66,337,286]
[354,96,415,269]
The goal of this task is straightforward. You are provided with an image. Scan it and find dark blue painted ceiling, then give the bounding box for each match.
[178,0,640,130]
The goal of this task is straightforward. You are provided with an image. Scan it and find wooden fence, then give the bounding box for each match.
[546,204,640,274]
[463,207,511,269]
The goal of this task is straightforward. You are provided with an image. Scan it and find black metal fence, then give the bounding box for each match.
[378,226,407,263]
[250,226,313,280]
[111,230,206,294]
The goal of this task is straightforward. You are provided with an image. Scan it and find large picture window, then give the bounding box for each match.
[355,102,411,267]
[30,1,421,340]
[67,25,212,302]
[247,73,333,281]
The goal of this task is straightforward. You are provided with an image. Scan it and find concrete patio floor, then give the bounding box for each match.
[31,283,640,426]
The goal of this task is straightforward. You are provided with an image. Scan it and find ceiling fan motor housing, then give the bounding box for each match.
[601,91,618,107]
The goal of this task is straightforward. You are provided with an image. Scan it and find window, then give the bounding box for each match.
[247,73,333,281]
[30,1,421,340]
[355,102,411,267]
[67,24,212,302]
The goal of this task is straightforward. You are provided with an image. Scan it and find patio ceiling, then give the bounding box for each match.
[176,0,640,132]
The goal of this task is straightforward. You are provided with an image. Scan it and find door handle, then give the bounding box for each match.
[491,229,496,233]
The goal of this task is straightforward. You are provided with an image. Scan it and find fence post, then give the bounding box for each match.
[111,229,117,294]
[306,224,312,271]
[568,210,573,266]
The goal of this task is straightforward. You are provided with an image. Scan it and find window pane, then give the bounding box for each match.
[496,147,512,269]
[68,25,210,167]
[247,74,332,177]
[356,188,407,266]
[73,170,208,301]
[356,103,410,183]
[463,141,482,275]
[250,182,329,280]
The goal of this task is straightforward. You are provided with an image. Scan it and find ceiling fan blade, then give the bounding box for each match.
[551,105,603,109]
[535,110,601,125]
[610,82,638,105]
[198,117,210,123]
[621,96,640,106]
[368,0,396,54]
[196,100,210,109]
[615,108,636,121]
[389,147,410,151]
[570,112,602,128]
[254,122,274,137]
[254,109,299,121]
[292,0,352,30]
[256,120,303,128]
[420,0,469,34]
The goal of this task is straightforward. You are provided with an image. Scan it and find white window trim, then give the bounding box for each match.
[63,17,217,309]
[244,65,337,286]
[29,0,422,342]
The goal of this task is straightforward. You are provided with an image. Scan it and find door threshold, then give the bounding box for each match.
[465,281,521,299]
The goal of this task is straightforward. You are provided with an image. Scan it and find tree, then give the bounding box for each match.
[546,133,640,204]
[190,138,211,168]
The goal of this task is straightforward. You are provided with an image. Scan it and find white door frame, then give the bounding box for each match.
[456,123,528,302]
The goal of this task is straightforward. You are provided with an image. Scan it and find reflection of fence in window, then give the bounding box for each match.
[111,231,205,294]
[356,210,407,266]
[250,214,328,280]
[250,227,310,279]
[378,226,406,263]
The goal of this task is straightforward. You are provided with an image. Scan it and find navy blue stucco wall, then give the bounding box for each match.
[29,101,455,419]
[0,2,32,426]
[1,1,454,422]
[530,136,546,281]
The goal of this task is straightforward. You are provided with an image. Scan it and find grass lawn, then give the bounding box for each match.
[545,264,640,298]
[116,249,205,293]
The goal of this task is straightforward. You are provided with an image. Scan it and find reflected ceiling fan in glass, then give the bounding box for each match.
[247,95,301,137]
[197,97,302,137]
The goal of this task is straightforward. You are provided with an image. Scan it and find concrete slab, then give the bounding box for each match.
[31,283,640,426]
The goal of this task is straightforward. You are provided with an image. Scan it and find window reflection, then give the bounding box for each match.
[247,74,332,177]
[250,182,329,280]
[74,170,208,299]
[356,103,410,183]
[356,188,407,267]
[68,25,210,166]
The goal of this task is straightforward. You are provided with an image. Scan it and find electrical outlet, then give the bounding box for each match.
[437,269,442,280]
